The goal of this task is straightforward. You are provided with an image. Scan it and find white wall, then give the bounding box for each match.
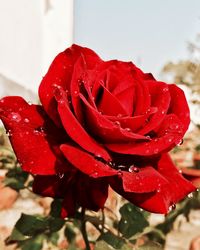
[0,0,73,98]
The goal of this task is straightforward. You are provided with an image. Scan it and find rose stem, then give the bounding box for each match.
[80,207,91,250]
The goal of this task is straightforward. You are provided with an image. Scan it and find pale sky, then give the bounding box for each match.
[74,0,200,78]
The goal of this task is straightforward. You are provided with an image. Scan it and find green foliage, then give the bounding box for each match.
[98,232,125,249]
[119,203,149,238]
[6,212,65,249]
[4,166,29,190]
[64,224,76,243]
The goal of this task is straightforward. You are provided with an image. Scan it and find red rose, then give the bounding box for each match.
[0,44,195,216]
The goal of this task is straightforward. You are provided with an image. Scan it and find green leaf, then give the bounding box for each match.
[4,167,29,190]
[48,217,65,232]
[119,203,149,238]
[64,224,76,243]
[48,232,59,246]
[14,214,48,236]
[95,240,115,250]
[19,235,44,250]
[4,177,25,190]
[7,228,28,243]
[50,199,63,217]
[98,232,125,249]
[136,242,163,250]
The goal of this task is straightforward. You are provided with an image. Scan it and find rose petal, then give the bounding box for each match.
[97,83,128,116]
[105,107,158,132]
[54,87,111,161]
[121,166,168,193]
[111,154,195,213]
[80,94,149,142]
[168,84,190,133]
[39,44,102,126]
[0,96,67,175]
[106,114,184,156]
[60,144,117,178]
[138,81,171,135]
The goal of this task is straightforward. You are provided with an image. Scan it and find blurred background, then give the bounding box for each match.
[0,1,200,249]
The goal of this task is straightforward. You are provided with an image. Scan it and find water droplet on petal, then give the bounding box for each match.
[117,170,123,177]
[179,169,182,174]
[92,171,98,177]
[8,112,21,122]
[125,127,131,132]
[166,135,174,143]
[145,149,150,154]
[129,165,139,173]
[188,193,193,198]
[58,173,64,179]
[154,148,159,154]
[73,90,78,96]
[161,110,165,114]
[114,121,120,126]
[24,118,30,123]
[170,123,179,130]
[6,130,12,136]
[176,139,183,146]
[168,203,176,212]
[146,135,151,140]
[108,161,114,167]
[163,87,169,92]
[157,188,161,193]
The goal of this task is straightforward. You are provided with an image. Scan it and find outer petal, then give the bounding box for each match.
[106,114,184,156]
[39,44,102,126]
[110,154,196,213]
[60,144,117,178]
[0,96,68,175]
[138,81,171,135]
[168,84,190,133]
[54,87,111,161]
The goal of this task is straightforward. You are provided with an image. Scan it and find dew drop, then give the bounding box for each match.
[125,127,131,132]
[114,121,120,126]
[170,123,179,130]
[129,165,139,173]
[167,136,174,143]
[6,130,12,136]
[117,170,123,177]
[28,101,32,105]
[24,118,30,123]
[168,203,176,212]
[179,169,182,174]
[161,110,165,115]
[108,161,113,167]
[34,126,45,135]
[58,173,64,179]
[92,171,98,177]
[154,148,159,154]
[188,193,193,198]
[176,139,183,146]
[124,220,128,224]
[157,188,161,193]
[163,87,169,92]
[73,90,78,96]
[146,135,151,140]
[8,112,21,122]
[145,149,150,154]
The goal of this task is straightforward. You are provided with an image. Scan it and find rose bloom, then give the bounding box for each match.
[0,45,195,217]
